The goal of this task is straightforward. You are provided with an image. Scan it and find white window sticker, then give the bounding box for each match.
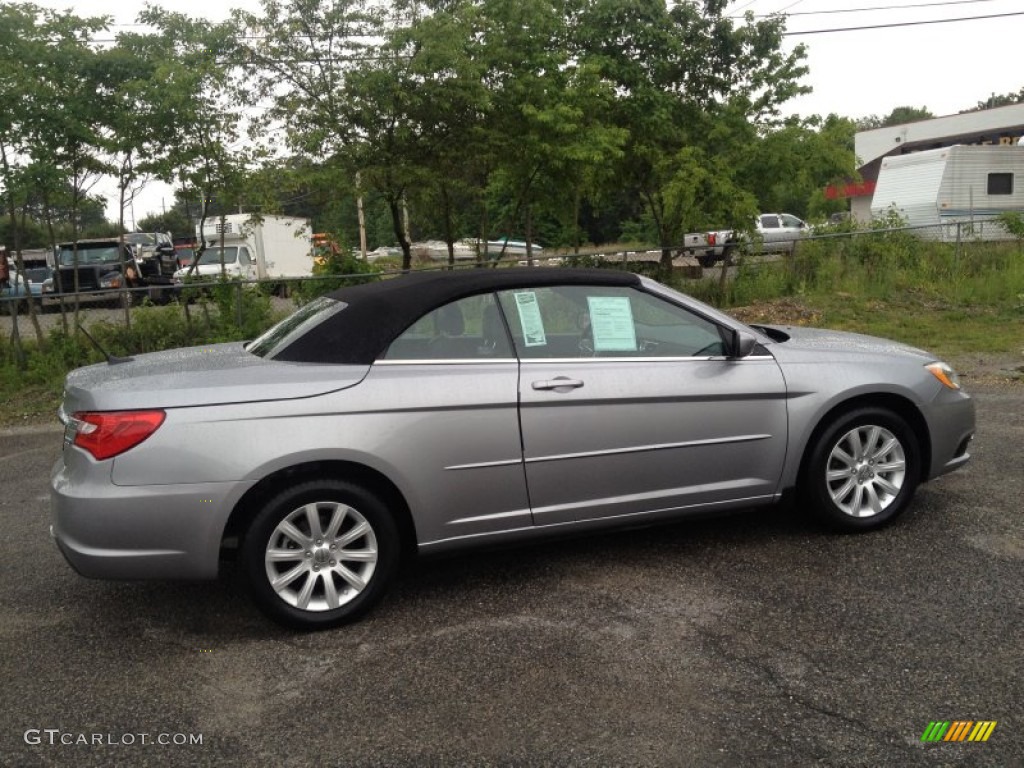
[587,296,637,352]
[514,292,547,347]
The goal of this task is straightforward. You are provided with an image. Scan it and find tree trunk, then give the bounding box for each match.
[41,190,68,336]
[441,185,455,270]
[0,144,44,347]
[525,200,534,268]
[388,196,412,272]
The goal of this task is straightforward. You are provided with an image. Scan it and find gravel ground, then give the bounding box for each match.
[0,386,1020,766]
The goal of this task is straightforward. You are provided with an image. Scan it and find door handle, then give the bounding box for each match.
[532,377,584,392]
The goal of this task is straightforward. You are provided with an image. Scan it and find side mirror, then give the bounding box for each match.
[730,329,757,359]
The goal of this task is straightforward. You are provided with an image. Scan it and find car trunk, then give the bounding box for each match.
[61,342,371,412]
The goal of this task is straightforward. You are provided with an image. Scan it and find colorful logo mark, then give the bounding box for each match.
[921,721,997,742]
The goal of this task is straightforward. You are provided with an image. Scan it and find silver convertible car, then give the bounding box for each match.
[51,269,974,629]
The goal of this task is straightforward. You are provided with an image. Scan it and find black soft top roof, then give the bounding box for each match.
[274,267,640,364]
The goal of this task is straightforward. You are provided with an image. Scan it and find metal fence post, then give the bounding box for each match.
[236,281,243,330]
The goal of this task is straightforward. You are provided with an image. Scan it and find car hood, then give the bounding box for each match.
[62,342,369,412]
[760,325,935,363]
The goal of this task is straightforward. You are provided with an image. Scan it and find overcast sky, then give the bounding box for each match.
[30,0,1024,223]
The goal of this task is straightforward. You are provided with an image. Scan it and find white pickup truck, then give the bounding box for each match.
[684,213,809,267]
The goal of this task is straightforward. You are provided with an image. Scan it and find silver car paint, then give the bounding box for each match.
[51,278,975,580]
[64,342,369,410]
[517,356,787,525]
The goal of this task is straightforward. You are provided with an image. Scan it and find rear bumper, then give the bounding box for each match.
[50,456,238,580]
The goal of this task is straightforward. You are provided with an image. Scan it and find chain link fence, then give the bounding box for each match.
[3,220,1022,337]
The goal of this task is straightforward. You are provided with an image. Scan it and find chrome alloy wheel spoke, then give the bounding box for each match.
[827,425,906,518]
[265,501,379,612]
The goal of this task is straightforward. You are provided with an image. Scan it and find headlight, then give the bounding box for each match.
[926,361,961,390]
[99,274,122,289]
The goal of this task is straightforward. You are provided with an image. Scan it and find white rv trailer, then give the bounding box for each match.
[870,145,1024,240]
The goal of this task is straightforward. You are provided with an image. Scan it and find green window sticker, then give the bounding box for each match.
[587,296,636,352]
[514,292,547,347]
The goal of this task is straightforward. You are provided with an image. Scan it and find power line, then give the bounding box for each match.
[783,9,1024,35]
[742,0,1000,18]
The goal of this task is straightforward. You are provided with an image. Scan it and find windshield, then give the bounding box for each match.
[197,247,240,265]
[247,296,346,359]
[24,267,50,283]
[125,233,158,246]
[57,245,126,267]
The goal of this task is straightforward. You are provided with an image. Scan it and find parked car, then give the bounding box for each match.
[0,265,45,310]
[51,268,975,629]
[685,213,809,267]
[52,238,175,304]
[124,231,177,276]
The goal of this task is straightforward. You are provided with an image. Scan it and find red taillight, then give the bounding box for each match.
[707,233,716,246]
[71,410,166,461]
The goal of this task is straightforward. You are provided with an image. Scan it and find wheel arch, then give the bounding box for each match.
[221,460,418,560]
[793,392,931,490]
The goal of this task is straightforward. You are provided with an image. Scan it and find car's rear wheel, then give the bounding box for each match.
[801,407,921,531]
[242,480,400,629]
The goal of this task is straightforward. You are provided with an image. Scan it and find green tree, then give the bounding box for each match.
[136,7,253,272]
[965,88,1024,112]
[1,4,112,341]
[573,0,809,269]
[740,113,856,219]
[857,105,933,130]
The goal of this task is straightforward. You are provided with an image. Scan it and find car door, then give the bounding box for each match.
[368,292,529,546]
[497,285,788,527]
[779,214,807,253]
[238,247,258,279]
[759,214,784,251]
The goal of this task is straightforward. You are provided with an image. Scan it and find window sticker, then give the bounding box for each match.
[587,296,637,352]
[514,292,547,347]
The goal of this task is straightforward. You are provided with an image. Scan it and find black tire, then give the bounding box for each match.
[800,407,921,532]
[697,253,717,268]
[241,479,400,629]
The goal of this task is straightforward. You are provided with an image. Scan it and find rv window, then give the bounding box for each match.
[988,173,1013,195]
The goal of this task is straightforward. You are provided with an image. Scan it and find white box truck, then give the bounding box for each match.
[179,214,313,281]
[870,145,1024,240]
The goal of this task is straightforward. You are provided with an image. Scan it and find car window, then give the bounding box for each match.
[780,214,804,228]
[24,267,50,283]
[760,215,780,229]
[247,296,347,358]
[497,286,726,359]
[382,293,513,360]
[57,245,123,266]
[238,248,252,266]
[198,247,239,265]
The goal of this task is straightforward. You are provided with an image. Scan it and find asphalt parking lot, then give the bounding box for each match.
[0,386,1020,767]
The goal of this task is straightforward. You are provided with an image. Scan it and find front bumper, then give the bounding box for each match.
[924,391,975,481]
[50,455,239,580]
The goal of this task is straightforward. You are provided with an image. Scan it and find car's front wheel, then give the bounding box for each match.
[802,407,921,531]
[242,480,400,629]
